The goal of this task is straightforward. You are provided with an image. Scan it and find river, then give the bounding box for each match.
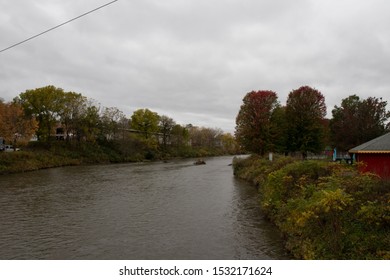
[0,156,289,260]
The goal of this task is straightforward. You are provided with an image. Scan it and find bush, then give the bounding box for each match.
[233,154,295,186]
[234,156,390,259]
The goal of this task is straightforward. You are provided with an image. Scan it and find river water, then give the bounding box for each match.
[0,156,289,260]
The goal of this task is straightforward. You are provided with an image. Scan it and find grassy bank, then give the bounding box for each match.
[0,141,228,175]
[233,155,390,259]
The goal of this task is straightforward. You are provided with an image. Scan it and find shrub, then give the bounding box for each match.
[234,156,390,259]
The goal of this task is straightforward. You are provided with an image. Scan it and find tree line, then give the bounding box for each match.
[235,86,390,157]
[0,85,238,156]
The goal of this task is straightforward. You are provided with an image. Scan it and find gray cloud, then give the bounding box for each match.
[1,0,390,132]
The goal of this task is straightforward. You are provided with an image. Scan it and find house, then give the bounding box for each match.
[349,132,390,179]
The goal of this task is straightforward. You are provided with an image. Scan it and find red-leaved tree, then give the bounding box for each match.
[235,90,279,155]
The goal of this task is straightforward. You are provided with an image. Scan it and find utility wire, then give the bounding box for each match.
[0,0,119,53]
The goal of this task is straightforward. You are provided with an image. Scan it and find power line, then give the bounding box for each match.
[0,0,119,53]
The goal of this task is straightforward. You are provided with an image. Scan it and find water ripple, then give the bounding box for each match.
[0,157,289,259]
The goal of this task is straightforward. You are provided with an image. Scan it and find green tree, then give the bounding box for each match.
[285,86,326,158]
[76,103,101,142]
[269,106,288,154]
[330,95,390,151]
[130,108,160,139]
[171,124,189,148]
[330,95,360,151]
[159,115,176,149]
[235,90,279,155]
[16,85,65,142]
[358,97,389,141]
[58,92,87,142]
[100,107,126,141]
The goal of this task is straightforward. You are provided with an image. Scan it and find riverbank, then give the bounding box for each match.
[0,141,229,175]
[233,155,390,259]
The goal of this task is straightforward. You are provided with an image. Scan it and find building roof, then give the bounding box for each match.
[349,132,390,154]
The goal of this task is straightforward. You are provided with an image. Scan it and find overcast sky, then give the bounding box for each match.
[1,0,390,132]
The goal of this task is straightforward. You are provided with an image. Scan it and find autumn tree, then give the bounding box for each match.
[220,133,239,154]
[130,108,160,139]
[16,85,65,142]
[189,126,223,148]
[15,86,113,144]
[0,101,37,147]
[235,90,279,155]
[285,86,326,158]
[330,95,390,151]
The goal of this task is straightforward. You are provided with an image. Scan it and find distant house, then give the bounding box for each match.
[349,132,390,179]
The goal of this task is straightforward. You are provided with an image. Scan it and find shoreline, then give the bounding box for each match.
[0,143,232,175]
[232,154,390,260]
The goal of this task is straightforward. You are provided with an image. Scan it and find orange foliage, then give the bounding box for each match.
[0,101,37,146]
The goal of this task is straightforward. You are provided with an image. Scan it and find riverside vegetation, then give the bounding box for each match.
[0,139,232,175]
[233,155,389,259]
[0,85,239,174]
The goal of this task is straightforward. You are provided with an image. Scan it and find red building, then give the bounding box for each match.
[349,132,390,179]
